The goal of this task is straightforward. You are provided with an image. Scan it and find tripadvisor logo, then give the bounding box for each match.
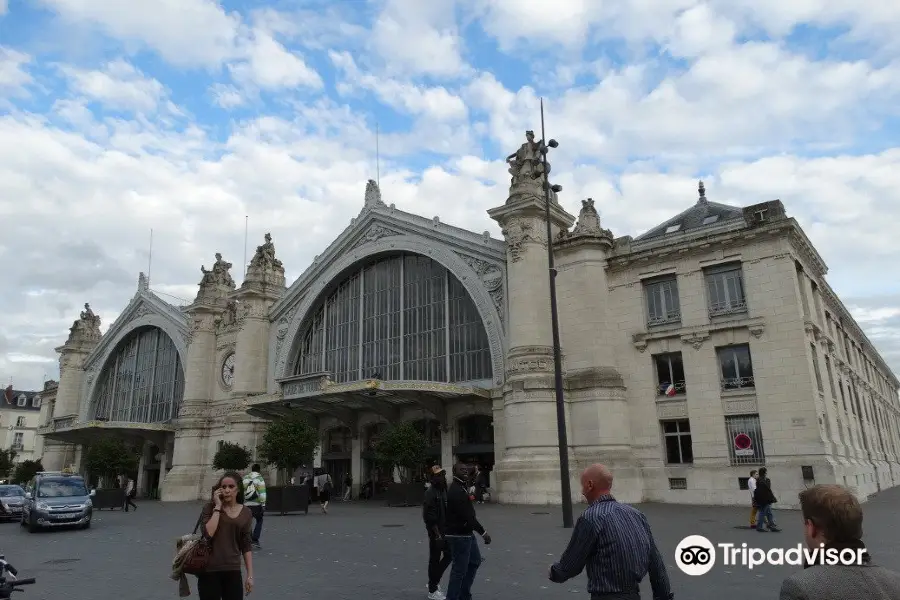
[675,535,867,575]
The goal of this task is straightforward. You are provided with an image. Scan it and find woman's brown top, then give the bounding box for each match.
[199,503,253,572]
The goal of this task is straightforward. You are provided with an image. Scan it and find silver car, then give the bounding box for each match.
[21,473,94,532]
[0,485,26,521]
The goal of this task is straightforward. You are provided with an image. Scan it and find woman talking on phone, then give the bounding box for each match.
[198,471,255,600]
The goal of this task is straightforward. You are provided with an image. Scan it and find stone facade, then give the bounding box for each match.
[36,136,900,508]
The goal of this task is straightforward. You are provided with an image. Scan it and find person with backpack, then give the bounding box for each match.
[242,464,267,549]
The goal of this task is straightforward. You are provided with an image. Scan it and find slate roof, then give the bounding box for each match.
[1,387,42,412]
[635,181,746,242]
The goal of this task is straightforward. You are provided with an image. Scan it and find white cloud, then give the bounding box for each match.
[0,48,33,96]
[370,0,469,77]
[58,60,167,113]
[228,29,322,91]
[0,0,8,16]
[37,0,241,67]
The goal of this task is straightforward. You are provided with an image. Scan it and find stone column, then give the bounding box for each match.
[162,309,218,501]
[487,150,575,504]
[553,200,640,502]
[440,426,454,473]
[351,435,362,498]
[42,307,101,471]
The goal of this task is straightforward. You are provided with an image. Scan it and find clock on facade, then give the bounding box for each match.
[221,353,235,388]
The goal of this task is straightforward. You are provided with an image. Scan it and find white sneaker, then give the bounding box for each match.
[427,590,445,600]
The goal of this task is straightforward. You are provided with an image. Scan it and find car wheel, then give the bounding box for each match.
[81,520,91,530]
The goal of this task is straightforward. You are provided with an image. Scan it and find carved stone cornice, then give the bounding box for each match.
[804,320,823,340]
[555,199,615,251]
[505,345,556,378]
[500,216,546,262]
[787,227,828,278]
[457,253,505,326]
[351,224,401,250]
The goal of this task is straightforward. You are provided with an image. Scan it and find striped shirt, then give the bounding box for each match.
[550,495,673,599]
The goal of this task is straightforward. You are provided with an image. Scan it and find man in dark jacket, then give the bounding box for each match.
[754,467,780,532]
[443,463,492,600]
[423,465,452,600]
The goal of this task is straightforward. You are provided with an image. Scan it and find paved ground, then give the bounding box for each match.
[3,487,900,600]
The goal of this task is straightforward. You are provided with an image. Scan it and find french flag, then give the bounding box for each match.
[664,383,677,397]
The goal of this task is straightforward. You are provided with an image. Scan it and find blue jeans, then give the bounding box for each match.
[445,535,482,600]
[249,505,264,542]
[756,504,775,530]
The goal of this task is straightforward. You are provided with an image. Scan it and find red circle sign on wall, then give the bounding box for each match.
[734,433,752,450]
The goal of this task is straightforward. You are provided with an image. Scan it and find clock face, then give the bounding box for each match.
[221,353,235,387]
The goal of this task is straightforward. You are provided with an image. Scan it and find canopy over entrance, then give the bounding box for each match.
[37,417,174,447]
[246,372,491,426]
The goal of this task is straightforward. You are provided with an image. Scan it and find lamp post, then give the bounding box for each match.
[533,98,574,528]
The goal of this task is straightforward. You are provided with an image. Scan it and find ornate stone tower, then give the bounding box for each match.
[41,304,102,471]
[555,200,641,502]
[222,234,287,452]
[488,131,575,504]
[162,253,236,501]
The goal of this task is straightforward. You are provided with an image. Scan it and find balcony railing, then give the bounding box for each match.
[722,376,755,391]
[657,381,687,397]
[648,312,681,327]
[709,300,748,317]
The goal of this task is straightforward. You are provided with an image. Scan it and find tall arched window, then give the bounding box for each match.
[293,253,492,384]
[91,326,185,423]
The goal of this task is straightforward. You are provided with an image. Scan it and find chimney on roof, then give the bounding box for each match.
[698,180,707,205]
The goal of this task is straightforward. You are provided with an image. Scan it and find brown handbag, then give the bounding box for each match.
[182,512,212,575]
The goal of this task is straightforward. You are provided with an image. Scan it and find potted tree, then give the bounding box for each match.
[12,460,44,486]
[0,449,15,483]
[84,438,139,509]
[257,414,319,514]
[375,422,428,507]
[211,442,252,473]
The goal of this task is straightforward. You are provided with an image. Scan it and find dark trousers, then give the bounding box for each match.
[124,492,137,511]
[249,505,263,542]
[197,570,243,600]
[445,534,482,600]
[427,535,452,593]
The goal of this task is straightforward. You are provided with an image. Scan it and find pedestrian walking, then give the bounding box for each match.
[548,464,674,600]
[443,463,491,600]
[316,470,333,514]
[747,469,758,528]
[753,467,780,532]
[423,465,452,600]
[343,472,352,501]
[242,464,267,549]
[780,484,900,599]
[124,477,138,512]
[197,472,255,600]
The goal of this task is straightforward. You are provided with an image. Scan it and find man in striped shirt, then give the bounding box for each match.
[548,464,674,600]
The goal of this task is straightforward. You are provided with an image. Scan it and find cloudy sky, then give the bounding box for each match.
[1,0,899,390]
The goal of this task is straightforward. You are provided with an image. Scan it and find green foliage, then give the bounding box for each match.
[375,422,428,483]
[0,448,16,479]
[257,414,319,473]
[212,442,252,471]
[12,459,44,485]
[84,438,139,482]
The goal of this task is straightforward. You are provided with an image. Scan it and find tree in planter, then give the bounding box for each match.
[375,421,428,484]
[212,442,252,472]
[0,448,16,481]
[84,438,139,486]
[12,459,44,485]
[257,414,319,483]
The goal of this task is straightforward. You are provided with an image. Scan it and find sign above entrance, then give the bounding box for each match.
[280,373,333,399]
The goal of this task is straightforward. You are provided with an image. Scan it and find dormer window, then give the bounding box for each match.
[17,394,26,407]
[32,395,41,408]
[702,215,719,225]
[665,224,682,234]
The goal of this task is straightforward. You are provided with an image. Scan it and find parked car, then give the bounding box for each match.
[20,472,94,532]
[0,485,26,522]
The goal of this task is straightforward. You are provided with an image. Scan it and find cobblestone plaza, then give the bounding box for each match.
[6,488,900,600]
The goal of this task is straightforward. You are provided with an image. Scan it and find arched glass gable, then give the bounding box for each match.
[293,253,492,384]
[90,326,185,423]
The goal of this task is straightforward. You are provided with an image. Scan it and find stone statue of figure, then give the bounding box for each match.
[200,253,235,288]
[250,233,283,271]
[506,130,549,186]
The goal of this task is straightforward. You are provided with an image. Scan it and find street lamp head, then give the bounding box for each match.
[551,184,563,193]
[548,139,559,148]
